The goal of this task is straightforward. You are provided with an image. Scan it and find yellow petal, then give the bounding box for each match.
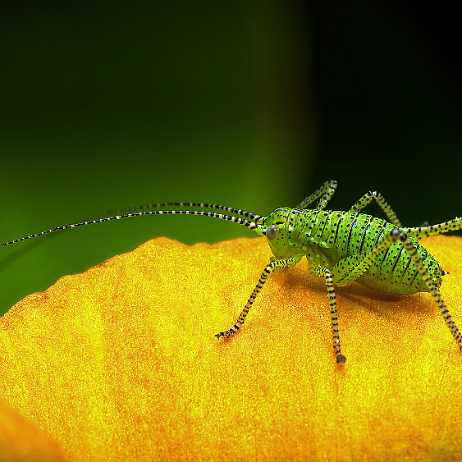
[1,235,462,461]
[0,397,66,461]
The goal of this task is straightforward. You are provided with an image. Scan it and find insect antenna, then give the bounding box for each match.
[0,205,267,249]
[105,202,262,221]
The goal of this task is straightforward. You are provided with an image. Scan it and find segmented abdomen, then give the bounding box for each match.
[299,210,443,295]
[357,235,442,295]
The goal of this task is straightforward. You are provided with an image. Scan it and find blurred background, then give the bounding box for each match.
[1,2,461,315]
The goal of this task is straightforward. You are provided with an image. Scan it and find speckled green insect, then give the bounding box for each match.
[2,180,462,363]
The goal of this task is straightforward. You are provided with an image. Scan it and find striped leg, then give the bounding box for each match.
[402,217,462,239]
[310,266,347,364]
[215,257,301,339]
[296,180,338,210]
[326,227,461,352]
[395,230,462,350]
[349,190,402,227]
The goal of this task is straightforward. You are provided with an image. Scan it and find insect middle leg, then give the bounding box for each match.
[396,231,462,350]
[349,190,402,227]
[332,230,462,351]
[309,265,347,364]
[215,256,302,339]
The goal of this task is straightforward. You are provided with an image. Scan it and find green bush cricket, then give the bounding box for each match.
[2,180,461,363]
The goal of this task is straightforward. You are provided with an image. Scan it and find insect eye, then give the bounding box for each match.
[266,224,278,240]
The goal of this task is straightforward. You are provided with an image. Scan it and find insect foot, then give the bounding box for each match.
[215,323,241,339]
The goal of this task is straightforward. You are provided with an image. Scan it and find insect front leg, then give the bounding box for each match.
[215,256,301,340]
[309,265,347,364]
[349,190,402,227]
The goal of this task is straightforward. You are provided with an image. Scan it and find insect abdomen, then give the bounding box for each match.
[306,210,444,296]
[358,239,443,295]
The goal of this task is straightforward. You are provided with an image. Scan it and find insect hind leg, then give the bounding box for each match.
[402,217,462,239]
[330,227,462,353]
[394,230,462,351]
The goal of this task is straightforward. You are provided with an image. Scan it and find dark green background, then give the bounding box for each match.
[1,3,461,315]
